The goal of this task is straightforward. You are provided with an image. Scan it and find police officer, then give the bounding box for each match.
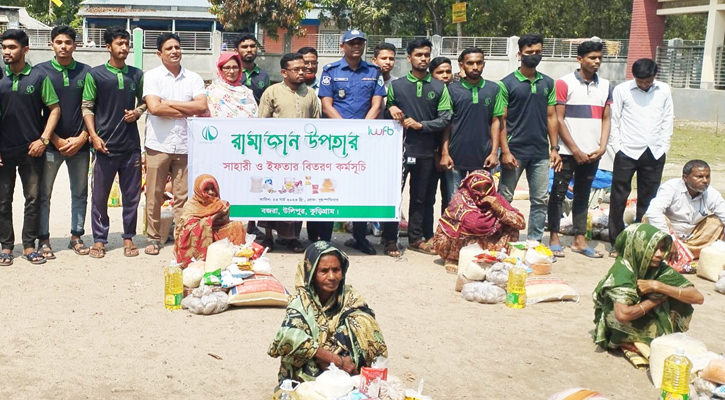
[312,29,386,255]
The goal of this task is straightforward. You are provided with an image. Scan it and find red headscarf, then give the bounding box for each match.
[216,53,243,86]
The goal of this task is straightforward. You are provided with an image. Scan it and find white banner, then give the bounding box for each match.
[188,118,404,221]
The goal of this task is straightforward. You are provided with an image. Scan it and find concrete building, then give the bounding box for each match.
[0,6,50,30]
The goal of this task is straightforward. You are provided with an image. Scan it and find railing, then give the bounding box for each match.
[221,32,267,53]
[440,37,509,57]
[543,38,629,59]
[656,45,704,89]
[82,28,106,48]
[24,28,52,47]
[143,30,212,51]
[714,45,725,90]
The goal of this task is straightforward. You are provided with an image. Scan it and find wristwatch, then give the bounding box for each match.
[41,137,50,146]
[550,145,560,151]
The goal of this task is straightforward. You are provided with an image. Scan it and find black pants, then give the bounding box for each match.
[608,149,666,245]
[0,153,44,250]
[547,155,599,236]
[384,157,437,243]
[306,221,333,242]
[91,150,142,244]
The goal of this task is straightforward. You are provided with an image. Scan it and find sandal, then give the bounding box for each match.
[407,239,437,255]
[445,262,458,274]
[144,240,161,256]
[384,240,400,258]
[344,238,376,255]
[0,252,13,266]
[21,251,46,265]
[68,239,90,256]
[124,245,140,257]
[39,243,56,260]
[609,251,618,258]
[571,246,603,259]
[286,239,305,253]
[549,244,565,258]
[89,243,105,259]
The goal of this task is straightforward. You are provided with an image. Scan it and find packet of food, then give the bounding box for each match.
[359,356,388,396]
[203,269,222,286]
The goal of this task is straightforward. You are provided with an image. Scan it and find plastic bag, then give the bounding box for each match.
[485,262,512,288]
[182,266,204,288]
[460,261,487,281]
[205,239,233,272]
[181,285,229,315]
[461,281,506,304]
[253,256,272,275]
[314,364,354,398]
[202,269,222,286]
[716,271,725,295]
[379,376,406,400]
[525,243,554,265]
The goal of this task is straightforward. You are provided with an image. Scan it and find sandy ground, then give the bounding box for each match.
[1,152,724,400]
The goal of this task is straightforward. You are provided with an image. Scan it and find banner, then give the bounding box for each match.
[452,2,467,23]
[188,118,404,222]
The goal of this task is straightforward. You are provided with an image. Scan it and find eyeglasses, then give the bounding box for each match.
[221,66,240,71]
[304,61,318,66]
[286,68,306,74]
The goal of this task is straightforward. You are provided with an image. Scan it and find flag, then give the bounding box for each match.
[51,0,63,7]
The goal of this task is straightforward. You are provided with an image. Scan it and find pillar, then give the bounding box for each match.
[132,28,143,69]
[700,6,725,89]
[626,0,665,79]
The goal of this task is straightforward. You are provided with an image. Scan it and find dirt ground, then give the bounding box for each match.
[1,132,724,399]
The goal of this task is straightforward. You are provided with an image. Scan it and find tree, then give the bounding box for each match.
[0,0,82,26]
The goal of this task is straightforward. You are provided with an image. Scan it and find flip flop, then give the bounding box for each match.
[124,245,140,257]
[68,239,90,256]
[407,239,437,255]
[21,251,47,265]
[0,252,13,266]
[344,238,376,255]
[39,243,56,260]
[549,244,565,258]
[384,241,400,258]
[144,240,161,256]
[89,244,105,259]
[571,246,603,258]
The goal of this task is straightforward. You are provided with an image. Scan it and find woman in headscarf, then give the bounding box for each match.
[203,53,258,118]
[268,241,387,384]
[432,170,526,273]
[593,223,704,369]
[173,174,246,266]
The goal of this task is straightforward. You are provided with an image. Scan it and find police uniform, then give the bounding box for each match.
[319,58,386,119]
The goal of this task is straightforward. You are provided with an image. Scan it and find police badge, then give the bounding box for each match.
[338,89,346,99]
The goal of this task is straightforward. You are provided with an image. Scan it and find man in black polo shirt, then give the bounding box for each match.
[441,47,504,200]
[0,29,60,265]
[36,26,93,260]
[497,34,561,245]
[387,38,452,255]
[235,33,270,104]
[82,26,145,259]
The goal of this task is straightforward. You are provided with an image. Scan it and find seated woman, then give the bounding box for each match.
[204,53,258,118]
[268,241,387,383]
[174,174,246,266]
[432,170,525,273]
[593,223,704,369]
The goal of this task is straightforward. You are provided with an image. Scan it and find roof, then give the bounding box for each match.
[79,9,216,20]
[18,7,51,29]
[81,0,211,7]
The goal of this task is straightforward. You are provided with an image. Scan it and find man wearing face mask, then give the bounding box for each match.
[608,58,674,257]
[496,34,561,246]
[644,160,725,259]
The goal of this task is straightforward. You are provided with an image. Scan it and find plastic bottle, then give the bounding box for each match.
[660,348,692,400]
[272,379,297,400]
[505,263,528,309]
[108,180,121,207]
[164,260,183,310]
[585,212,593,240]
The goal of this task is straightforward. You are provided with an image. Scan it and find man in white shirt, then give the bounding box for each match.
[143,33,207,255]
[645,160,725,258]
[608,58,674,256]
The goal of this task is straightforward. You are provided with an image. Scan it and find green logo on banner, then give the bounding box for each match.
[202,126,219,141]
[26,85,35,94]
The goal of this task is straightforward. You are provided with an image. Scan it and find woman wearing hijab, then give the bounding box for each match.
[204,53,258,118]
[268,241,387,383]
[593,223,704,369]
[432,170,526,273]
[173,174,246,266]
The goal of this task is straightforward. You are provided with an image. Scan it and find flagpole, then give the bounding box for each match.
[49,0,53,16]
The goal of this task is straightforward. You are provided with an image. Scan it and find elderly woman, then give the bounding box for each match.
[432,170,526,273]
[174,174,246,266]
[204,53,258,118]
[593,223,704,369]
[268,242,388,383]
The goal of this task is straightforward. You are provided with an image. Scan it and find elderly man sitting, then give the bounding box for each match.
[644,160,725,258]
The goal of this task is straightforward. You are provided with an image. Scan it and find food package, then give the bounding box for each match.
[670,236,694,273]
[650,332,709,388]
[525,276,579,304]
[205,239,234,272]
[547,388,609,400]
[227,274,289,307]
[359,357,388,396]
[508,242,527,259]
[296,382,326,400]
[461,260,488,281]
[703,359,725,385]
[181,286,229,315]
[715,385,725,398]
[182,266,204,288]
[461,281,506,304]
[314,364,354,398]
[485,262,512,288]
[202,269,222,286]
[693,376,718,399]
[698,241,725,282]
[455,274,476,292]
[716,271,725,294]
[524,243,554,265]
[221,269,253,288]
[379,376,406,400]
[253,256,272,275]
[457,243,484,272]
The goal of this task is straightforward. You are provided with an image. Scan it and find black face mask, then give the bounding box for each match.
[521,54,542,68]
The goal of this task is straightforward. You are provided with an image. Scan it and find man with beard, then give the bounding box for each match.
[497,33,561,246]
[547,40,612,259]
[440,48,503,199]
[297,47,319,92]
[234,33,270,104]
[387,38,452,255]
[645,160,725,259]
[317,30,386,255]
[0,29,60,265]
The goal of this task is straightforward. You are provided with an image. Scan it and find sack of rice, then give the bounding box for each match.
[547,388,608,400]
[650,333,708,388]
[525,276,579,304]
[698,241,725,282]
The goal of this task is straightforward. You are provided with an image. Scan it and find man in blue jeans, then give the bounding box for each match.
[497,34,561,243]
[37,26,93,259]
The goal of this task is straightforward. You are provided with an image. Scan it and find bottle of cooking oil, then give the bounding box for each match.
[272,379,297,400]
[586,212,593,240]
[660,348,692,400]
[108,179,121,207]
[505,263,528,309]
[164,260,183,310]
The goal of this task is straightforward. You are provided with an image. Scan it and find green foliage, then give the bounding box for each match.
[0,0,81,26]
[665,14,707,40]
[208,0,315,39]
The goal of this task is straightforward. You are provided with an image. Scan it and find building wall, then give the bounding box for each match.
[626,0,665,79]
[262,25,320,54]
